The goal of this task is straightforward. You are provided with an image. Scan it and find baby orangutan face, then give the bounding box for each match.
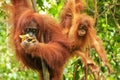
[77,23,88,38]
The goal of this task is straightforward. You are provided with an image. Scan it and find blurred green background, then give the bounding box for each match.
[0,0,120,80]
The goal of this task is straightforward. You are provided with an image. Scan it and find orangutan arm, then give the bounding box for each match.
[88,28,112,73]
[20,37,69,69]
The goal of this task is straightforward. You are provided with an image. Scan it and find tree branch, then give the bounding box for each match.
[93,0,98,25]
[31,0,38,12]
[31,0,50,80]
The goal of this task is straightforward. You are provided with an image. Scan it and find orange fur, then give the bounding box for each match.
[60,0,112,75]
[10,0,71,80]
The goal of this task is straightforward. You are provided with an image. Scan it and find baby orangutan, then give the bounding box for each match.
[60,0,112,79]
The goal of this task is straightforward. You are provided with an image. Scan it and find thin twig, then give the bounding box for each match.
[85,0,94,13]
[73,61,79,80]
[110,9,120,33]
[98,4,114,18]
[93,0,98,25]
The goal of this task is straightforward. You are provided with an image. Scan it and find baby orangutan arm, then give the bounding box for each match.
[75,50,99,72]
[88,28,113,73]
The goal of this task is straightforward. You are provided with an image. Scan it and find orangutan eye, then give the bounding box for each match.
[25,27,38,37]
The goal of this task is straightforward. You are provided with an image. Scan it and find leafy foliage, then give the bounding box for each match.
[0,0,120,80]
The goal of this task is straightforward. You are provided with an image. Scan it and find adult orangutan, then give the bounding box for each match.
[60,0,112,75]
[10,0,71,80]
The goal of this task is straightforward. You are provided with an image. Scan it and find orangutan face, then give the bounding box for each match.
[77,23,88,37]
[25,21,39,37]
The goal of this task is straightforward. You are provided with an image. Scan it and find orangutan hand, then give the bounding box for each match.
[20,34,39,53]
